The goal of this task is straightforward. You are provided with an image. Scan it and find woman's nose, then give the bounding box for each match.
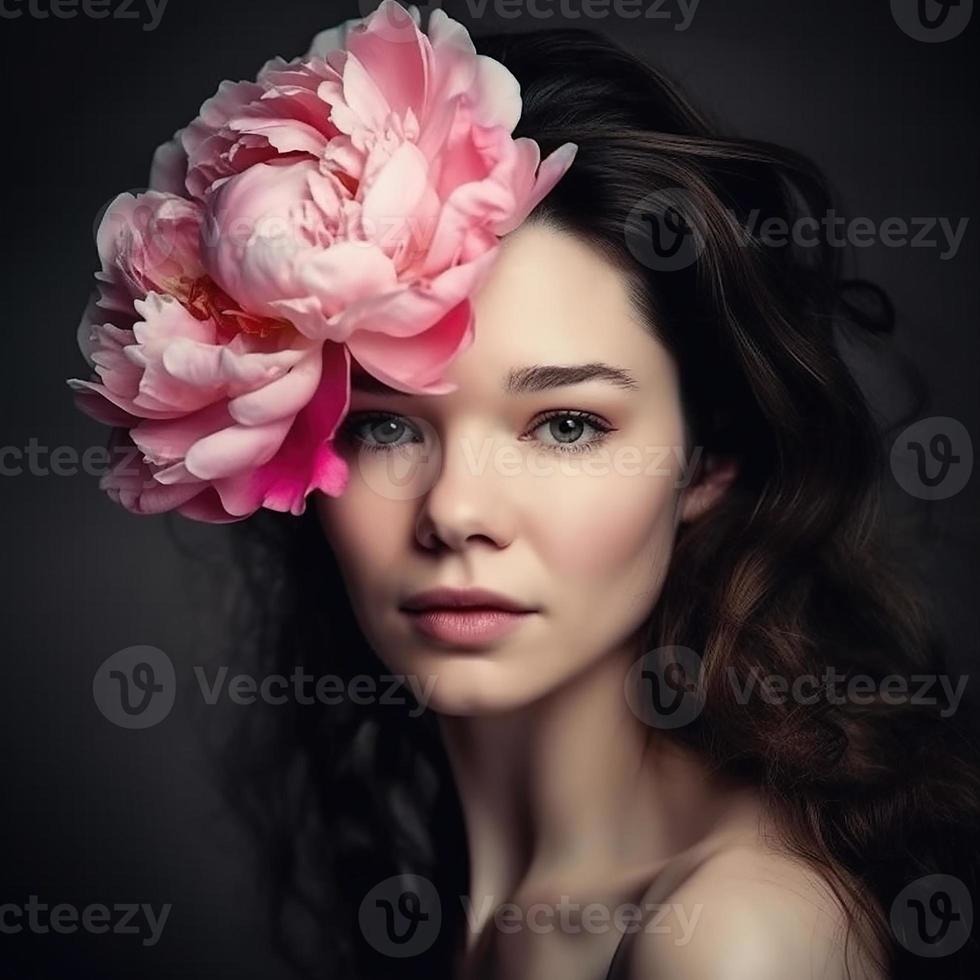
[414,427,516,552]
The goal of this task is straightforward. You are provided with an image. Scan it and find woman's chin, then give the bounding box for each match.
[384,652,556,718]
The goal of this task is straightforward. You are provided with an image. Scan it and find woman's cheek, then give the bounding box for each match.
[526,449,679,572]
[315,492,395,620]
[523,460,680,654]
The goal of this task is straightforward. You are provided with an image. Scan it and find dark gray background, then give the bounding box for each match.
[1,1,977,977]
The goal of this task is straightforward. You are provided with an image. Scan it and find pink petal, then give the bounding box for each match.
[68,386,141,427]
[100,432,207,515]
[226,344,324,426]
[227,116,328,157]
[104,474,207,516]
[426,7,479,105]
[346,299,472,395]
[149,131,189,195]
[151,461,201,485]
[130,400,235,464]
[212,342,351,515]
[337,51,391,134]
[97,193,204,296]
[472,55,522,131]
[160,337,310,388]
[176,487,247,523]
[494,141,578,236]
[184,415,293,480]
[290,241,399,336]
[345,0,428,120]
[304,4,421,60]
[66,378,182,421]
[362,142,430,247]
[341,247,496,338]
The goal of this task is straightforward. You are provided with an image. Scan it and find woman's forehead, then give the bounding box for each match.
[467,224,660,364]
[348,225,673,400]
[474,222,636,327]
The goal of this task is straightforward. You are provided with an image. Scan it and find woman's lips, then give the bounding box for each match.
[401,607,535,647]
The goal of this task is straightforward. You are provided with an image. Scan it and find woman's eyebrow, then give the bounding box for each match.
[349,362,639,395]
[505,363,639,393]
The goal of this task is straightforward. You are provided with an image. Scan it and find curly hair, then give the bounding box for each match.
[179,25,980,980]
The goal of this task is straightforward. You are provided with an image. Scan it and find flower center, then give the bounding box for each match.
[176,276,293,340]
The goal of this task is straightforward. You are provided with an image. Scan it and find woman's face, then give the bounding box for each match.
[316,222,725,715]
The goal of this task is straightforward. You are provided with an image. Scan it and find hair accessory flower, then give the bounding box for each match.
[67,0,577,523]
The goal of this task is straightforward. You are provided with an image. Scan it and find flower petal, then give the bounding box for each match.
[183,415,293,480]
[176,487,248,523]
[212,342,351,515]
[226,343,324,426]
[347,299,472,394]
[130,400,235,465]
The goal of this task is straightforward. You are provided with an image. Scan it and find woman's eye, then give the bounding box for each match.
[526,411,613,455]
[341,413,423,453]
[341,410,613,456]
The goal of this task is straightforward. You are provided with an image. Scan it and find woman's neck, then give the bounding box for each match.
[437,642,761,943]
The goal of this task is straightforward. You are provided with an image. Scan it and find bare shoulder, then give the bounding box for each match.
[617,844,886,980]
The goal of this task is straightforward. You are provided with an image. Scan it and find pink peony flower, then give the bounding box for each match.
[70,191,349,520]
[68,0,577,523]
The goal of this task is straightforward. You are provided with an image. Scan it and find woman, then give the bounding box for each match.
[73,5,978,979]
[218,25,978,980]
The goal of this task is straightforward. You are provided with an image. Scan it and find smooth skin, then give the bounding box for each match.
[315,223,883,980]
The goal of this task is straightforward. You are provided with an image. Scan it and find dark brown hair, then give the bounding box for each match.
[189,25,980,980]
